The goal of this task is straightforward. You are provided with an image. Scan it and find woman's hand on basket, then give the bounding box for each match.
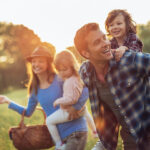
[0,95,11,104]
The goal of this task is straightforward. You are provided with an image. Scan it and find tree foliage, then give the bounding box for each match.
[0,22,56,91]
[137,22,150,53]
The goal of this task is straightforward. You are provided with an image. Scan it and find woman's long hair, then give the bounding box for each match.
[26,58,56,95]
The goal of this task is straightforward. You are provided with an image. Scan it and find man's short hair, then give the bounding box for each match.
[74,23,99,58]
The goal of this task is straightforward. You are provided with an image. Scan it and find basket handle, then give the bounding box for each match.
[19,107,46,128]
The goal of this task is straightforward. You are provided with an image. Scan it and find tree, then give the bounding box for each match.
[0,22,41,91]
[137,22,150,53]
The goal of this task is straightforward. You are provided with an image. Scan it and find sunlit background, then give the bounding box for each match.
[0,1,150,149]
[0,0,149,52]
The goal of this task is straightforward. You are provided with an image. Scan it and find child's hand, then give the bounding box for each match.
[0,95,11,104]
[115,46,128,61]
[53,101,59,108]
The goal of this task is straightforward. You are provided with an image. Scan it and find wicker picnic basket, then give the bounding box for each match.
[9,107,54,150]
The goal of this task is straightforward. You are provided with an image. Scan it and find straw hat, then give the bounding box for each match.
[26,45,53,62]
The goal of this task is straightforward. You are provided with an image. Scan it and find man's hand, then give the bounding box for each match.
[66,106,80,120]
[0,95,11,104]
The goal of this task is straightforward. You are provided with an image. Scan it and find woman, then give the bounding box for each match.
[0,45,88,150]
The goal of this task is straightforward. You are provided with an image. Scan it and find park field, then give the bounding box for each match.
[0,88,122,150]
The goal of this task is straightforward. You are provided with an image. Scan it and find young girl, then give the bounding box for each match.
[105,9,143,61]
[46,50,98,150]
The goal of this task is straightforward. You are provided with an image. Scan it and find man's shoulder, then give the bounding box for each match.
[79,61,93,86]
[80,61,90,68]
[118,51,136,65]
[124,51,145,59]
[80,61,91,74]
[119,51,148,66]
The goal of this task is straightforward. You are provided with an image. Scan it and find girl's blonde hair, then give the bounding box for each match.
[54,50,80,77]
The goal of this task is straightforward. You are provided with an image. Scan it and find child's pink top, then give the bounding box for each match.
[54,76,83,108]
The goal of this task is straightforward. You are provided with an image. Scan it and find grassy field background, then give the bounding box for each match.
[0,88,122,150]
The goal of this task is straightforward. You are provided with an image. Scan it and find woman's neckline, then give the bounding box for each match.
[39,75,56,90]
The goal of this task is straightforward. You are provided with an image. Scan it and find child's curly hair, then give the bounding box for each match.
[105,9,136,37]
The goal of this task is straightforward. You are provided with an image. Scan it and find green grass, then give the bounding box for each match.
[0,89,122,150]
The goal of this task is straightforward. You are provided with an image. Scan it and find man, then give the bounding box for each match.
[74,23,150,150]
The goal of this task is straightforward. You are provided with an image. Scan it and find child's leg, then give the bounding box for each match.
[46,109,69,145]
[84,107,98,136]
